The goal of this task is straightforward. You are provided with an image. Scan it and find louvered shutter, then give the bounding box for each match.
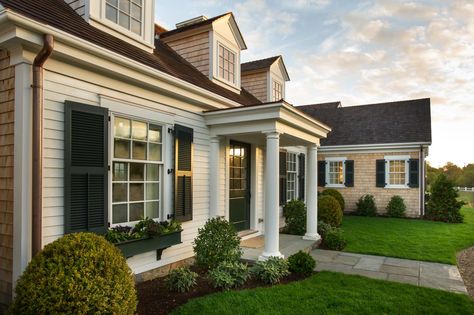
[64,101,108,234]
[345,160,354,187]
[376,159,386,187]
[318,161,326,187]
[174,124,193,222]
[279,151,287,205]
[298,153,305,200]
[408,159,419,188]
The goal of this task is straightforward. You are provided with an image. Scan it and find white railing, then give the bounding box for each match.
[456,187,474,192]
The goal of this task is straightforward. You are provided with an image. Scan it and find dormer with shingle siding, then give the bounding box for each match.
[159,13,247,94]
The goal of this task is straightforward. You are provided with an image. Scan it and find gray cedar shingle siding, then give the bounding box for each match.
[298,98,432,146]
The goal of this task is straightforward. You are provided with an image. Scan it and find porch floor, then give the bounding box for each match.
[241,234,318,262]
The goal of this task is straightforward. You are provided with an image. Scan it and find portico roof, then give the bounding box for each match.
[203,101,331,146]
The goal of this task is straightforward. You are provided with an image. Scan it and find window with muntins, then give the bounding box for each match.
[328,161,344,185]
[388,160,406,186]
[218,45,236,83]
[286,153,297,201]
[112,116,163,224]
[272,81,282,101]
[105,0,143,35]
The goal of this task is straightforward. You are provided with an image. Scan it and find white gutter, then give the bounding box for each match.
[320,142,431,152]
[0,9,244,109]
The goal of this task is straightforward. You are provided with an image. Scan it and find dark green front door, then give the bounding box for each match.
[229,141,250,231]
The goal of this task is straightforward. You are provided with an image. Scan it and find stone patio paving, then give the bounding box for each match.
[311,249,468,294]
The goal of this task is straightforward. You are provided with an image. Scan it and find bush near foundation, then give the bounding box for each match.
[288,251,316,275]
[318,195,343,227]
[251,257,290,284]
[426,174,465,223]
[386,195,407,218]
[321,189,345,212]
[323,228,347,251]
[9,233,137,315]
[209,261,249,290]
[356,194,377,216]
[283,199,307,235]
[167,267,198,293]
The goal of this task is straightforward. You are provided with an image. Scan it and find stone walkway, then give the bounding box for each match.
[311,249,468,294]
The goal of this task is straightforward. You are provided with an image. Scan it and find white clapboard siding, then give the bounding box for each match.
[42,67,212,274]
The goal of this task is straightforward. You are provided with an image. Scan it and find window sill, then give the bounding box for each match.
[385,185,410,189]
[325,184,346,188]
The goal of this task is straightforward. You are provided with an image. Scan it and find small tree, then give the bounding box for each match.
[426,174,465,223]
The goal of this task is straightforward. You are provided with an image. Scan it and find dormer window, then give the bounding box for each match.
[105,0,143,35]
[272,80,282,101]
[218,44,236,84]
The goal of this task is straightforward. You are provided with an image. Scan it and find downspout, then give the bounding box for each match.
[420,145,425,217]
[32,34,54,257]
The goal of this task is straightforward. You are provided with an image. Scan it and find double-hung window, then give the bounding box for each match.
[105,0,143,35]
[218,44,236,84]
[286,152,297,201]
[385,157,409,188]
[112,116,163,224]
[272,81,282,101]
[326,159,345,187]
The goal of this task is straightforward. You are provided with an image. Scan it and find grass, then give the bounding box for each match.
[341,207,474,264]
[172,272,474,315]
[459,192,474,207]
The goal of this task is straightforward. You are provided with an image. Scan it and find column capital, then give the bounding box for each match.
[307,143,319,150]
[262,130,282,138]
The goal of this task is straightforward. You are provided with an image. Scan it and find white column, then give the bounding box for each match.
[259,131,283,260]
[209,136,220,218]
[304,144,321,241]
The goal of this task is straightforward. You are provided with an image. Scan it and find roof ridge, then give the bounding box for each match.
[241,55,281,65]
[300,98,430,110]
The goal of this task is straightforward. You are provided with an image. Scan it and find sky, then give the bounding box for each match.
[155,0,474,167]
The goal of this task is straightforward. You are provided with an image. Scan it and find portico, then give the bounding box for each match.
[204,101,331,260]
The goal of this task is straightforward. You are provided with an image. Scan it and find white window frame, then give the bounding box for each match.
[385,155,410,189]
[272,80,282,102]
[109,114,166,227]
[325,157,346,188]
[286,152,297,201]
[104,0,144,36]
[217,42,237,85]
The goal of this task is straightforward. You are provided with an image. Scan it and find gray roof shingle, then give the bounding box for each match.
[298,98,432,146]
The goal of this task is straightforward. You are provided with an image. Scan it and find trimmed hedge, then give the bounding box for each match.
[321,189,345,211]
[288,251,316,275]
[9,233,137,314]
[318,195,343,227]
[283,200,307,235]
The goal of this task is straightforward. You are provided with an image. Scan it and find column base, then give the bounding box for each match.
[258,251,284,261]
[303,233,321,241]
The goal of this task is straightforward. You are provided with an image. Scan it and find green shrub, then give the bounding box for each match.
[251,257,290,284]
[318,195,343,227]
[321,189,345,211]
[356,194,377,216]
[208,261,249,290]
[193,217,242,269]
[9,233,136,314]
[167,267,198,293]
[324,228,347,250]
[317,221,332,239]
[386,195,407,218]
[283,199,307,235]
[287,251,316,275]
[426,174,465,223]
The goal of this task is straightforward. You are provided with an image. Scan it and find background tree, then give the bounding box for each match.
[442,162,462,184]
[457,164,474,187]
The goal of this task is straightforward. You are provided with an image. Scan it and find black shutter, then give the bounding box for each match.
[279,151,287,205]
[174,124,193,222]
[376,159,386,187]
[64,101,108,234]
[345,160,354,187]
[318,161,326,187]
[298,153,305,200]
[408,159,419,188]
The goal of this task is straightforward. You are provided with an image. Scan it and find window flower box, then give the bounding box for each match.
[115,229,182,260]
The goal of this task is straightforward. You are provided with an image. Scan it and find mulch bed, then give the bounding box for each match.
[136,265,308,315]
[457,246,474,297]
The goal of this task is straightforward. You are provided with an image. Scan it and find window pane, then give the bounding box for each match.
[113,183,127,202]
[130,163,144,181]
[107,0,118,5]
[146,183,159,200]
[131,20,141,35]
[130,183,144,201]
[113,162,128,181]
[119,0,130,13]
[132,0,142,4]
[149,125,162,143]
[146,164,159,181]
[129,203,144,221]
[112,204,127,224]
[148,143,161,161]
[131,3,141,19]
[105,5,118,23]
[114,117,131,138]
[132,141,147,160]
[146,201,159,219]
[132,121,147,140]
[114,139,130,159]
[119,11,130,29]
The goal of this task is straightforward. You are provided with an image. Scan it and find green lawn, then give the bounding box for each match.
[459,192,474,207]
[342,207,474,264]
[172,272,474,315]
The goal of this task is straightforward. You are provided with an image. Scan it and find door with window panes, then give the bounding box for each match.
[229,141,251,231]
[111,116,163,225]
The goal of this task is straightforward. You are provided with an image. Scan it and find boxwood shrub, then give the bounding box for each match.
[324,228,347,251]
[287,251,316,275]
[9,233,137,315]
[282,199,306,235]
[321,189,345,211]
[318,195,343,227]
